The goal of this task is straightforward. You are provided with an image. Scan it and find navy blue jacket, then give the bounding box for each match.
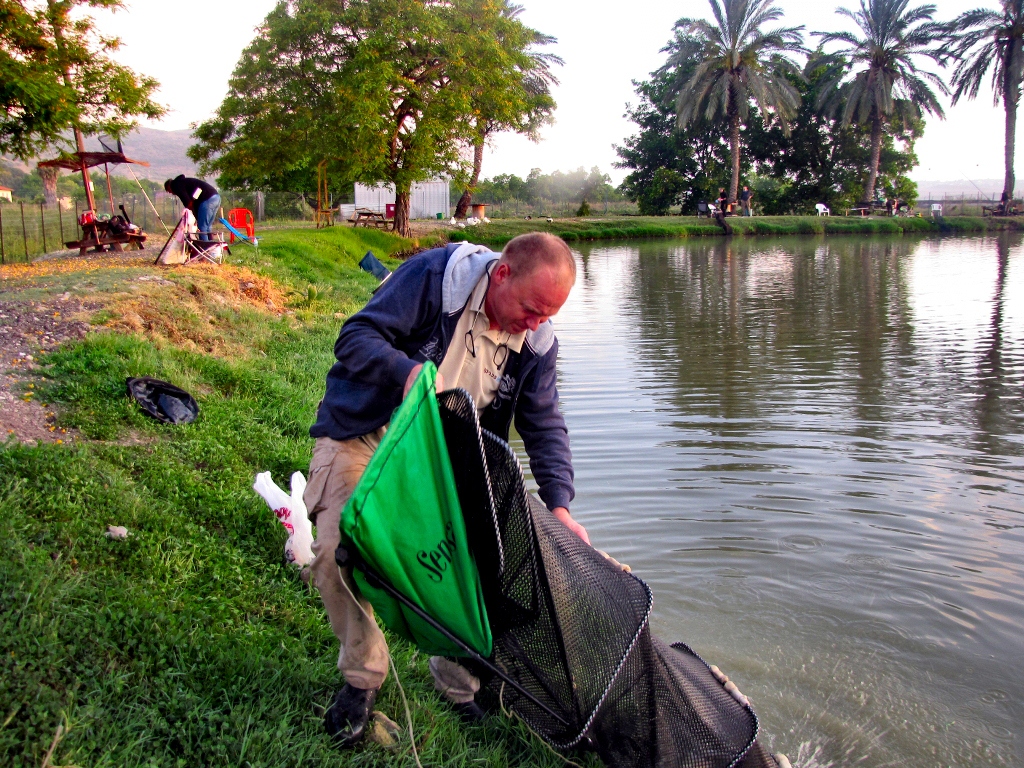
[310,242,575,511]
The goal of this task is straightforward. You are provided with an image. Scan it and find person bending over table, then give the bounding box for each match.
[164,175,221,240]
[305,232,586,748]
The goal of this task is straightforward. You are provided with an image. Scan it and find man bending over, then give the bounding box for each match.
[304,232,587,747]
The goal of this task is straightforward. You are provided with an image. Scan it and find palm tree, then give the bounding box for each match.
[944,1,1024,203]
[665,0,805,204]
[815,0,946,204]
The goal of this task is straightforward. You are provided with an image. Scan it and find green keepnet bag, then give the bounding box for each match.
[340,362,492,657]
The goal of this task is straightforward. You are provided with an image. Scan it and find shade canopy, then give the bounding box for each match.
[37,151,149,171]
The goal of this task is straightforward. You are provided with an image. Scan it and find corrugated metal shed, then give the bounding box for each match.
[355,180,450,219]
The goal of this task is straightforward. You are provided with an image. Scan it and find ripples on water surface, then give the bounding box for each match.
[515,235,1024,767]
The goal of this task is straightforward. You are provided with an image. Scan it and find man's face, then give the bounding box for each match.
[485,261,572,334]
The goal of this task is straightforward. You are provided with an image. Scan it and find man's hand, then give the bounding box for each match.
[403,364,445,399]
[553,506,589,545]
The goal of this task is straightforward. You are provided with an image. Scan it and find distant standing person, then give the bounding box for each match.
[165,175,220,239]
[715,187,728,214]
[740,186,753,216]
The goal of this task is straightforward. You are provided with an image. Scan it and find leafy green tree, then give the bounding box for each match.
[663,0,804,204]
[745,53,922,212]
[814,0,946,204]
[452,4,560,218]
[944,0,1024,201]
[1,0,162,160]
[189,2,354,198]
[192,0,558,237]
[615,64,734,214]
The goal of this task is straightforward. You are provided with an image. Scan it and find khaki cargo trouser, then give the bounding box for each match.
[304,435,481,702]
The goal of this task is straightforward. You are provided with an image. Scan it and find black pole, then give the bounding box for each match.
[338,547,571,728]
[40,202,47,253]
[20,201,28,258]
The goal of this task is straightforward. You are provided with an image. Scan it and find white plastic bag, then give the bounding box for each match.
[253,471,314,566]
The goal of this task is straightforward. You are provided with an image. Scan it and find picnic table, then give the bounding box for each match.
[351,208,393,230]
[982,202,1020,217]
[65,219,147,255]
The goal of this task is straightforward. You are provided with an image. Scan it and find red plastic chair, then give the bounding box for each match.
[227,208,255,243]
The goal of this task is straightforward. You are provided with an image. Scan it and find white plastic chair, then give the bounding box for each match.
[815,203,830,217]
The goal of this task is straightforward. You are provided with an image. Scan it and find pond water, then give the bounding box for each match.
[520,234,1024,767]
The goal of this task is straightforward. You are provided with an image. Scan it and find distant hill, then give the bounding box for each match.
[3,126,204,182]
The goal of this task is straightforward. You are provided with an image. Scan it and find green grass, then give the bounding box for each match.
[448,214,1024,246]
[0,227,583,768]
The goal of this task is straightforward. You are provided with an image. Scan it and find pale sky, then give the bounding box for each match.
[97,0,1016,186]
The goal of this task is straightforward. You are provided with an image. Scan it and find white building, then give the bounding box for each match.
[354,180,450,220]
[0,186,12,203]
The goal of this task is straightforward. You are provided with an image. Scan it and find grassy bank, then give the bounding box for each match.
[0,227,581,767]
[447,214,1024,246]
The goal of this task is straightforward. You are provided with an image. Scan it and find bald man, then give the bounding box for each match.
[305,232,584,747]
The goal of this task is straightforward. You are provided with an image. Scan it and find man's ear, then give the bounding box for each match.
[492,262,512,284]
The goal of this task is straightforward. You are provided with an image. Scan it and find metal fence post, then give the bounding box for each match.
[20,201,28,258]
[40,202,47,253]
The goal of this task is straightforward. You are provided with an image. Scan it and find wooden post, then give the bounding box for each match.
[0,204,5,264]
[20,201,28,257]
[40,202,47,253]
[58,200,64,243]
[76,129,96,213]
[104,164,115,215]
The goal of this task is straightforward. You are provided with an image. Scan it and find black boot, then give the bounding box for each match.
[451,699,487,723]
[325,683,378,747]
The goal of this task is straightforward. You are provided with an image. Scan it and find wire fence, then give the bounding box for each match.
[0,191,324,264]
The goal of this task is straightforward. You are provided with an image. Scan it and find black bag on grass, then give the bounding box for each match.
[126,377,199,425]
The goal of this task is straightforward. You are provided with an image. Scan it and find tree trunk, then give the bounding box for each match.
[39,166,59,206]
[454,136,486,219]
[1003,71,1019,201]
[394,187,411,238]
[454,190,472,219]
[865,115,883,205]
[729,109,741,205]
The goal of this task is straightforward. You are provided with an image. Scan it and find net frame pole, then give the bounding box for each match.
[336,545,571,728]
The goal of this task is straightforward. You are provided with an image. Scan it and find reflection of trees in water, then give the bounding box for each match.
[973,232,1023,455]
[620,236,918,435]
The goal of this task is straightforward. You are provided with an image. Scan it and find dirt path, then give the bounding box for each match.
[0,295,94,443]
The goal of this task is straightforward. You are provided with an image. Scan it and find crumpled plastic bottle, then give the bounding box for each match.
[253,471,314,566]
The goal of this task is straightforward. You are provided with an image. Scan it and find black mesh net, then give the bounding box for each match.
[437,389,776,768]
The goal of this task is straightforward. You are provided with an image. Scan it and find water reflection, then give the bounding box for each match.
[548,235,1024,767]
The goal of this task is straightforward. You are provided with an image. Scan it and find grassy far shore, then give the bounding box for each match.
[0,227,594,768]
[446,213,1024,246]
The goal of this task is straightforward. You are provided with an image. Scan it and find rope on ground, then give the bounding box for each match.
[498,681,585,768]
